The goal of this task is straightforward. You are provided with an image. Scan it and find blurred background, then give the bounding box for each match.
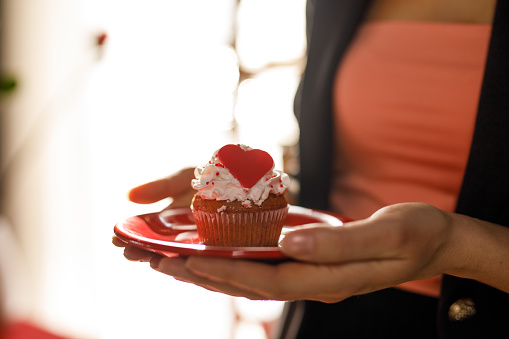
[0,0,305,338]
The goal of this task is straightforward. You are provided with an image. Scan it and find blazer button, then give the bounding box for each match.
[448,298,477,321]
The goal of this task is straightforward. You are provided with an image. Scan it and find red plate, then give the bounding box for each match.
[114,205,351,261]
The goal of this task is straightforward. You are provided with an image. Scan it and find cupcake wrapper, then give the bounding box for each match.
[192,207,288,247]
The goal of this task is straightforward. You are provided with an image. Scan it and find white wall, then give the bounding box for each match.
[0,1,304,338]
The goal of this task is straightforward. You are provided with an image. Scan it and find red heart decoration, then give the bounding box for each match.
[217,144,274,188]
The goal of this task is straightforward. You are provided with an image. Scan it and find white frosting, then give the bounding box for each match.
[192,146,290,206]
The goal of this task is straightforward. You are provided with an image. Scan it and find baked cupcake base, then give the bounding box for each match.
[191,194,288,247]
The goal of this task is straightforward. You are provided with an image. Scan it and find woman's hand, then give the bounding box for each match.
[148,202,509,302]
[113,167,196,262]
[127,167,196,208]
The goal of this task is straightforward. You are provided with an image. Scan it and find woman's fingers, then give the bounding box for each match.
[151,256,269,300]
[112,235,127,247]
[123,245,155,262]
[112,236,154,261]
[185,257,284,299]
[182,255,407,302]
[279,220,402,264]
[280,203,450,266]
[128,167,195,204]
[117,168,197,262]
[184,256,360,301]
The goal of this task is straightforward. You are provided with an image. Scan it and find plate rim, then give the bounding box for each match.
[114,205,351,260]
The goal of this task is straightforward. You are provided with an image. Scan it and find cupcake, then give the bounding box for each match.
[191,144,290,247]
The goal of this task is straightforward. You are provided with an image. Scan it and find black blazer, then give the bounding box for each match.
[293,0,509,337]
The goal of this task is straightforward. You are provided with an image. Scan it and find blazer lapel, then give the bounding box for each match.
[441,2,509,337]
[297,0,372,209]
[454,0,509,226]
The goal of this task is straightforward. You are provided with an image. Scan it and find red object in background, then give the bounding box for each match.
[96,32,107,46]
[1,322,70,339]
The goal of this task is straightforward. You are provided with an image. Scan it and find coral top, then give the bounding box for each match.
[331,21,492,297]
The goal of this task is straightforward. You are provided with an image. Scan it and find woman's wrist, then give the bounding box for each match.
[440,211,509,293]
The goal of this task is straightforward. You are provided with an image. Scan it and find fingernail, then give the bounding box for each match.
[280,233,314,255]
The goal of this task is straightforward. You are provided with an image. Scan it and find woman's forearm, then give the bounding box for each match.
[444,211,509,293]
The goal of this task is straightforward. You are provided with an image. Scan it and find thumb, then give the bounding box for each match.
[278,225,334,262]
[128,167,195,204]
[279,219,392,263]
